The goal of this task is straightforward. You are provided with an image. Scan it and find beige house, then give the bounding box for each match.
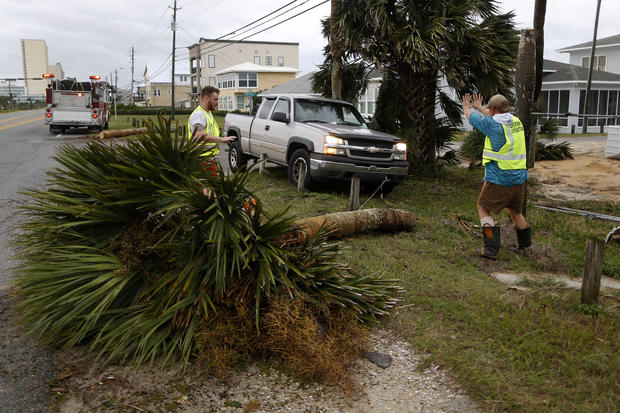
[187,38,299,106]
[215,62,299,111]
[136,74,192,107]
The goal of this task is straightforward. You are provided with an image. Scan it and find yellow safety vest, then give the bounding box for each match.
[188,105,220,157]
[482,115,527,170]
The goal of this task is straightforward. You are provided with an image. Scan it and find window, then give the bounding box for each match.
[209,76,216,86]
[294,99,366,127]
[238,72,257,88]
[254,56,261,65]
[258,97,276,119]
[236,95,245,110]
[153,89,161,96]
[271,98,290,120]
[578,89,620,126]
[277,56,284,66]
[581,55,606,72]
[217,73,235,89]
[266,56,272,65]
[208,55,215,68]
[167,89,171,95]
[357,84,379,115]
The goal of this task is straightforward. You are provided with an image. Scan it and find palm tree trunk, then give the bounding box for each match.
[330,0,343,100]
[533,0,547,102]
[273,208,417,246]
[515,28,537,169]
[398,66,437,173]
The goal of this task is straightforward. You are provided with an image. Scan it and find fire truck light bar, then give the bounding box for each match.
[89,75,101,80]
[42,73,55,78]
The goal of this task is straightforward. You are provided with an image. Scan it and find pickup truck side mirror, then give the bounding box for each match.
[271,112,289,123]
[366,121,377,130]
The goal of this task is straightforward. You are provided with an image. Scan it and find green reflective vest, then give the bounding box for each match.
[188,105,220,157]
[482,115,527,170]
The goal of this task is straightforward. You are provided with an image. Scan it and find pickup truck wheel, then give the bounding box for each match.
[228,141,247,173]
[288,148,312,189]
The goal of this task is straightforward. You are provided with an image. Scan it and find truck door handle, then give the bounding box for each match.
[265,125,270,131]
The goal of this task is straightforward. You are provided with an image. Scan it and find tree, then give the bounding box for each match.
[312,17,370,104]
[333,0,519,173]
[330,0,343,100]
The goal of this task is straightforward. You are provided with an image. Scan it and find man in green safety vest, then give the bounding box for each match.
[188,86,237,175]
[462,93,532,259]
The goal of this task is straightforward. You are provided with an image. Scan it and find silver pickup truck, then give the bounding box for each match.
[223,94,408,189]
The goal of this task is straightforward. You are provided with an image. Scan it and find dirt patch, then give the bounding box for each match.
[52,330,479,413]
[530,141,620,204]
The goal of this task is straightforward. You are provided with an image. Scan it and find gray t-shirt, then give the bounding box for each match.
[189,109,216,137]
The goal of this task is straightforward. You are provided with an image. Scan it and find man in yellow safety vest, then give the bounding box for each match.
[462,93,532,259]
[188,86,236,174]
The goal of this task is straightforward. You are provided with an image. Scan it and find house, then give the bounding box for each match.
[550,34,620,131]
[187,38,299,106]
[557,34,620,74]
[135,74,192,108]
[215,62,299,111]
[539,59,620,132]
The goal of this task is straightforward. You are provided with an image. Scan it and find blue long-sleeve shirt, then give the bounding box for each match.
[469,112,528,186]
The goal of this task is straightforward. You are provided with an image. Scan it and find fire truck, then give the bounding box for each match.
[44,74,111,133]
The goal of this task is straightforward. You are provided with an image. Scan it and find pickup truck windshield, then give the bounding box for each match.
[294,99,367,128]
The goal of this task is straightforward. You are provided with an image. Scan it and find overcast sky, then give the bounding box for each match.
[1,0,619,90]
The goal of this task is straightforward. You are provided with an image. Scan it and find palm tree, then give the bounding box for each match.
[14,118,402,368]
[312,17,370,104]
[334,0,519,173]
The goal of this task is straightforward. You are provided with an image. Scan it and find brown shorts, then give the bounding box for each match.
[477,182,526,215]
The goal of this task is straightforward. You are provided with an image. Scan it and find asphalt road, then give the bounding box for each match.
[0,112,237,412]
[0,110,95,413]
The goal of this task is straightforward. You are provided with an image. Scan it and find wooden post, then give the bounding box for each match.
[297,162,306,193]
[349,177,360,211]
[581,237,605,304]
[259,154,265,174]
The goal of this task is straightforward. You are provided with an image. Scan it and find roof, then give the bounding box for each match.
[258,71,317,96]
[542,59,620,82]
[557,34,620,52]
[188,38,299,49]
[259,66,384,96]
[215,62,300,75]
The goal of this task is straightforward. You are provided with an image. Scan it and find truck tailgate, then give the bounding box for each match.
[53,110,92,123]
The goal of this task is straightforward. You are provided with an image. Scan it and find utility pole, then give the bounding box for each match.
[171,0,179,120]
[582,0,602,134]
[114,68,118,120]
[130,45,135,105]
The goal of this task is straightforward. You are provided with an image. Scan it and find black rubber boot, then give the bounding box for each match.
[479,225,501,259]
[516,226,532,249]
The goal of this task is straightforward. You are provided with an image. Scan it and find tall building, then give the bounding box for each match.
[21,39,50,96]
[48,62,64,80]
[187,38,299,106]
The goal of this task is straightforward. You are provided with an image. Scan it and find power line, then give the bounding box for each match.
[201,0,310,52]
[134,5,171,49]
[178,0,227,23]
[203,0,329,55]
[203,0,300,42]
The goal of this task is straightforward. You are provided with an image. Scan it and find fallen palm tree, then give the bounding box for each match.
[275,208,416,246]
[14,118,402,380]
[98,127,147,139]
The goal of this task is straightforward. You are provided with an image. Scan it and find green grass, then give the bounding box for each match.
[247,166,620,413]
